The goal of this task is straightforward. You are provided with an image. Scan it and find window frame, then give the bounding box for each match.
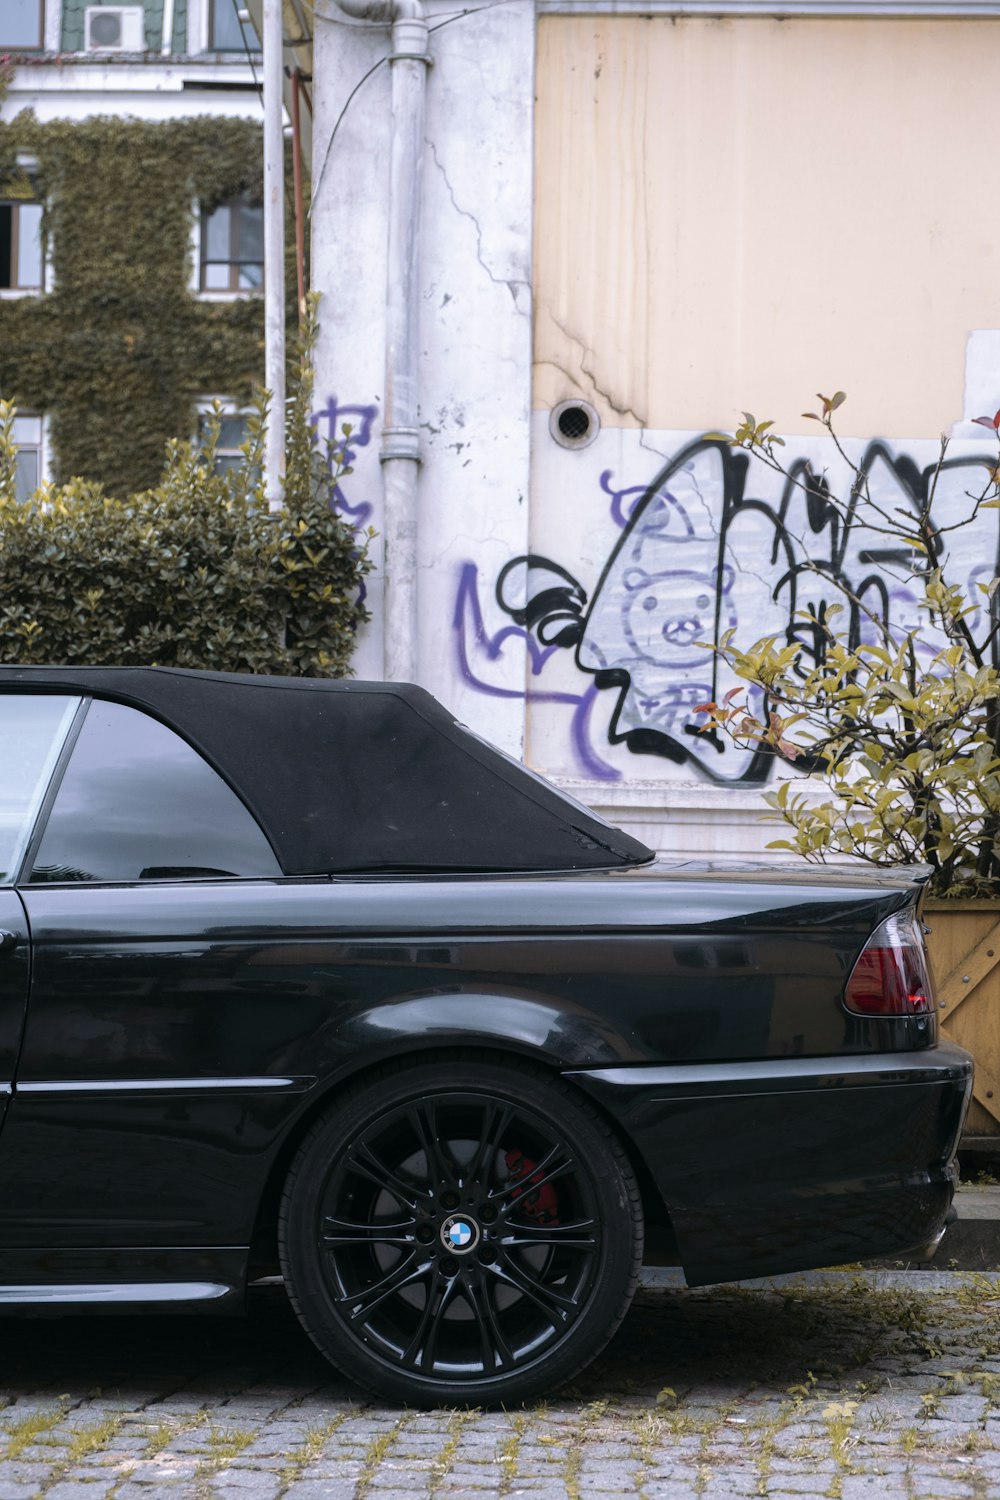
[207,0,260,52]
[19,695,283,887]
[1,693,84,887]
[11,411,50,500]
[0,0,46,51]
[0,198,47,298]
[195,397,256,475]
[193,196,264,299]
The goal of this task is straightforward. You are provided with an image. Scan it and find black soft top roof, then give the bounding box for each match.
[0,666,654,876]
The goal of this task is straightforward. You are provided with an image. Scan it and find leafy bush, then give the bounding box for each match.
[0,306,373,677]
[701,393,1000,897]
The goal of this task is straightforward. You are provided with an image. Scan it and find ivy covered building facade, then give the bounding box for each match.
[0,0,276,498]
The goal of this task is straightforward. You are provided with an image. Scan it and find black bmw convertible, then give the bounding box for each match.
[0,666,972,1404]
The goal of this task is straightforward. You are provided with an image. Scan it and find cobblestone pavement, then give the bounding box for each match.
[3,1271,1000,1499]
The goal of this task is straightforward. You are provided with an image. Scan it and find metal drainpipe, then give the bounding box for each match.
[336,0,429,683]
[263,0,286,511]
[160,0,175,54]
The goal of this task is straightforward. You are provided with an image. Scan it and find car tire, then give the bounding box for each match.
[278,1054,643,1407]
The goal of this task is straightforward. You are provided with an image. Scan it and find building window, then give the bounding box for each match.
[200,198,263,293]
[209,0,259,51]
[0,202,43,292]
[196,402,256,476]
[199,409,251,474]
[1,0,45,49]
[13,414,45,503]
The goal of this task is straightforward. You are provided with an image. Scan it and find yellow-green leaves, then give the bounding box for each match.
[801,390,847,423]
[700,379,1000,894]
[712,583,1000,893]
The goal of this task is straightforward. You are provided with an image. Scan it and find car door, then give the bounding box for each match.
[0,691,305,1257]
[0,692,82,1135]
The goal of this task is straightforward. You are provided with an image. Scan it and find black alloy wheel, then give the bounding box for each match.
[278,1055,643,1406]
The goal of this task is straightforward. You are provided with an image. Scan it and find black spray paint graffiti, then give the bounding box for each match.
[490,436,997,784]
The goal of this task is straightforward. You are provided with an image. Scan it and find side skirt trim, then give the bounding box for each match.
[15,1076,316,1097]
[0,1245,249,1310]
[0,1281,233,1305]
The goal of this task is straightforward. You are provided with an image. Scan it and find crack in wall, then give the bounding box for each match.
[546,307,648,428]
[426,138,530,310]
[534,357,588,395]
[637,429,671,465]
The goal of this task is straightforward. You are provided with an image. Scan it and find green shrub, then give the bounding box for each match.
[0,306,373,676]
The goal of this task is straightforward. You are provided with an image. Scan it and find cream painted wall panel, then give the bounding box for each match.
[534,15,1000,437]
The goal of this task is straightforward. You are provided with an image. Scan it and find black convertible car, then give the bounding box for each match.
[0,666,972,1405]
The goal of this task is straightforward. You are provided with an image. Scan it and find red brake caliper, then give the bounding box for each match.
[504,1148,561,1225]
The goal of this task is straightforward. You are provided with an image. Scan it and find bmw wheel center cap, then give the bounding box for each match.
[441,1214,481,1254]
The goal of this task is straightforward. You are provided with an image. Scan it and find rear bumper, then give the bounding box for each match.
[565,1044,973,1285]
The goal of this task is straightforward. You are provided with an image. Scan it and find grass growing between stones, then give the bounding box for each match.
[563,1398,609,1500]
[0,1406,68,1458]
[142,1420,180,1456]
[428,1408,476,1496]
[203,1423,258,1461]
[66,1413,124,1461]
[354,1412,412,1500]
[3,1275,1000,1498]
[272,1415,349,1491]
[551,1274,1000,1496]
[496,1409,527,1495]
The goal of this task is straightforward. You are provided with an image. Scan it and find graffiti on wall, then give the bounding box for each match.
[311,396,380,528]
[456,434,997,784]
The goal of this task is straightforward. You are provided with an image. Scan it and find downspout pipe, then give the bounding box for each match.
[336,0,429,683]
[160,0,175,54]
[263,0,286,510]
[290,69,307,327]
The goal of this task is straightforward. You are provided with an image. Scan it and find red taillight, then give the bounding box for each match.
[844,911,934,1017]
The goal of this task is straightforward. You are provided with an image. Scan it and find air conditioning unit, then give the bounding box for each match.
[83,6,145,52]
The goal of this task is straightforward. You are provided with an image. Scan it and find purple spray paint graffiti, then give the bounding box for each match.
[453,563,620,780]
[459,434,996,785]
[311,396,379,528]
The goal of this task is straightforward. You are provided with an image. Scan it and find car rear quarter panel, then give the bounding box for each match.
[0,871,930,1254]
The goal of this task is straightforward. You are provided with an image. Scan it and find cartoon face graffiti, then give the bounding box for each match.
[620,563,737,667]
[574,442,788,780]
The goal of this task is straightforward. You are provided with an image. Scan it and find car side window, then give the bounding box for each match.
[28,698,282,883]
[0,694,81,885]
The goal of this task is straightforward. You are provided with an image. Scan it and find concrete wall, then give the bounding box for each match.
[534,14,1000,439]
[311,5,1000,856]
[311,1,536,756]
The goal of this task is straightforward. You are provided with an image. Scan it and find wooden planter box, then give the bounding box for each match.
[924,899,1000,1148]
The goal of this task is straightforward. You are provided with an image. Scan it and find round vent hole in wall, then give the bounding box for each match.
[550,400,600,450]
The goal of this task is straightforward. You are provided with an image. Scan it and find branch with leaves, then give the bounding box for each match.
[697,392,1000,897]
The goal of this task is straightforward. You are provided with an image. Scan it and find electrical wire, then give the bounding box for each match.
[312,0,523,206]
[228,0,264,104]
